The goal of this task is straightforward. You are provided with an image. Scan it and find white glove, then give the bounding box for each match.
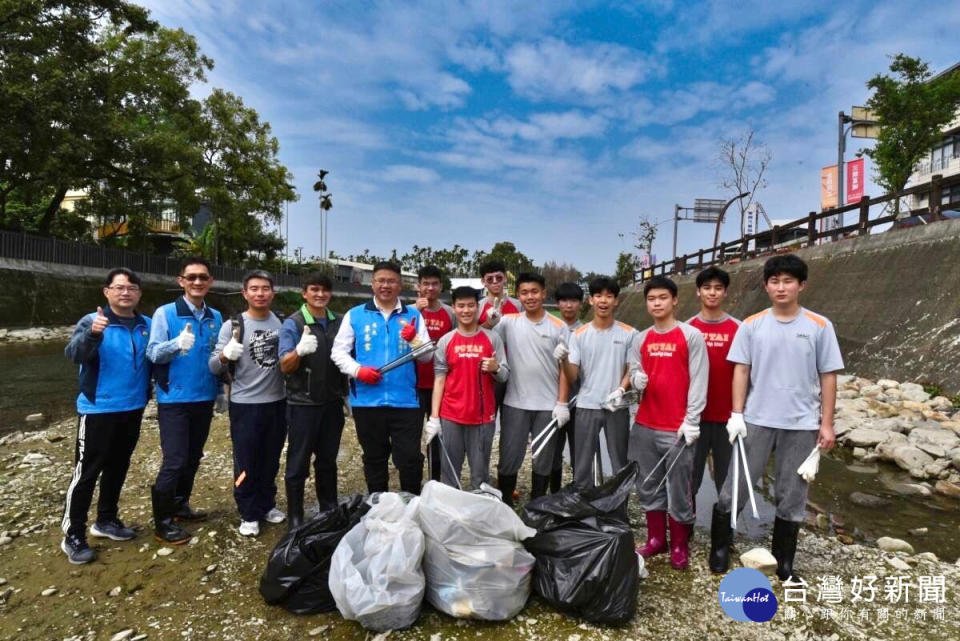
[486,307,501,327]
[797,447,821,482]
[222,335,244,361]
[552,402,570,427]
[553,341,569,361]
[423,417,441,452]
[177,324,195,353]
[678,421,700,446]
[295,326,318,357]
[726,412,747,444]
[602,387,625,411]
[630,368,648,393]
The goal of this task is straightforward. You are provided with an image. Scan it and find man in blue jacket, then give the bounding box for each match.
[332,261,431,494]
[147,257,223,544]
[61,268,151,564]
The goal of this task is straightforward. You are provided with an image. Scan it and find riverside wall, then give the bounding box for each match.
[616,218,960,393]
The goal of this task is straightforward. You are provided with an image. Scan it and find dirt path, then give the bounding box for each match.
[1,409,958,641]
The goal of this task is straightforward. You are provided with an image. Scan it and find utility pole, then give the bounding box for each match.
[838,111,849,228]
[672,204,680,262]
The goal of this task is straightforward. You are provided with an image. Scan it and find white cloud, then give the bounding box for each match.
[381,165,441,184]
[474,110,608,142]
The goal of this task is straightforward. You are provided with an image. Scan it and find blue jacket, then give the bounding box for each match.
[65,309,152,414]
[348,301,421,408]
[151,298,223,403]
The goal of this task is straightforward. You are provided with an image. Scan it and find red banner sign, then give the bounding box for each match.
[847,158,864,204]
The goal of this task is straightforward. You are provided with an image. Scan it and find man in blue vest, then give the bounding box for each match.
[332,261,431,494]
[147,257,223,544]
[61,268,152,564]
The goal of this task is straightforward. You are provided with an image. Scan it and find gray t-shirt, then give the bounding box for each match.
[495,312,566,411]
[210,312,285,404]
[563,319,585,398]
[727,307,844,430]
[569,321,639,410]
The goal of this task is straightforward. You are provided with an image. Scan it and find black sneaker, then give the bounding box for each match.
[61,534,96,564]
[90,518,136,541]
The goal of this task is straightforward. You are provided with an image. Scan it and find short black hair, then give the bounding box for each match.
[555,282,584,302]
[105,267,141,287]
[588,276,620,297]
[516,272,545,289]
[418,265,442,281]
[180,256,211,274]
[451,286,480,302]
[243,269,274,288]
[302,271,333,291]
[643,275,677,298]
[372,261,402,277]
[478,260,507,277]
[763,254,807,283]
[695,266,730,289]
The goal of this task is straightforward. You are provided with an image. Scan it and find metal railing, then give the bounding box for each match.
[636,172,960,283]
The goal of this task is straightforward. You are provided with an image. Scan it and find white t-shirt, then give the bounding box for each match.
[569,321,639,410]
[495,312,566,411]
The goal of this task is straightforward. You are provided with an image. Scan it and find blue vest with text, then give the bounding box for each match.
[348,301,421,408]
[154,299,223,403]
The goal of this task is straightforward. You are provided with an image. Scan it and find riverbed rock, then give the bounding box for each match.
[883,481,932,497]
[740,548,777,574]
[837,389,858,399]
[875,433,909,460]
[877,378,900,389]
[21,452,52,466]
[886,556,912,571]
[899,384,931,403]
[929,396,954,412]
[909,426,960,450]
[110,630,134,641]
[41,587,57,596]
[0,431,25,446]
[845,428,889,447]
[884,388,903,401]
[849,492,890,508]
[891,445,935,472]
[872,417,907,433]
[24,413,44,423]
[934,480,960,498]
[877,537,914,554]
[860,384,883,398]
[901,400,927,412]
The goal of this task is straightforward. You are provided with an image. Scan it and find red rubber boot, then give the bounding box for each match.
[668,515,693,570]
[637,510,668,558]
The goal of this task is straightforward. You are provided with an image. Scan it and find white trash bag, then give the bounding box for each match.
[328,492,425,631]
[418,480,537,620]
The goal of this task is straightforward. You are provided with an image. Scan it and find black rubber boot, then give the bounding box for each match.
[286,482,305,531]
[152,486,191,545]
[708,505,732,573]
[498,474,517,507]
[173,499,208,521]
[772,517,802,582]
[549,468,563,493]
[531,473,550,500]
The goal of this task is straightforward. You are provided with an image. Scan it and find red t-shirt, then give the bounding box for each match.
[416,305,454,389]
[478,297,521,325]
[634,326,690,432]
[436,330,500,425]
[688,315,740,423]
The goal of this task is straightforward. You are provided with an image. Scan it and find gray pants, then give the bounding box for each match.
[498,405,554,476]
[692,420,733,496]
[717,423,817,522]
[573,408,630,488]
[628,423,696,524]
[440,419,495,490]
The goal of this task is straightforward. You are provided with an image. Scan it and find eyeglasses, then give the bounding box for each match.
[484,275,504,284]
[373,278,400,286]
[180,274,211,282]
[106,285,140,293]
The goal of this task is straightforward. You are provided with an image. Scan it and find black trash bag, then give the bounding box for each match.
[259,494,368,614]
[520,462,640,625]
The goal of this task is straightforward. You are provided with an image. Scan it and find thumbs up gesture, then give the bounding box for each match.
[295,324,318,356]
[222,327,244,361]
[177,323,195,353]
[90,306,109,335]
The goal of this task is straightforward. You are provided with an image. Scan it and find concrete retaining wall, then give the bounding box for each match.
[616,219,960,393]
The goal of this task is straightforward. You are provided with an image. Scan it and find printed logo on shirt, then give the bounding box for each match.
[646,342,677,357]
[704,332,731,348]
[248,329,279,369]
[453,343,485,358]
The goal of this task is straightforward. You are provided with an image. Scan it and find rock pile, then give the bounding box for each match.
[0,326,74,343]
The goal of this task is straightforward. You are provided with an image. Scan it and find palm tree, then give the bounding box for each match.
[312,170,333,260]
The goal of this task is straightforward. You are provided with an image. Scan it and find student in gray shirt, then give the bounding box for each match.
[710,255,843,584]
[560,277,639,489]
[550,281,585,492]
[209,270,287,537]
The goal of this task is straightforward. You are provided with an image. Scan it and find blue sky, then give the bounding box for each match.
[138,1,958,274]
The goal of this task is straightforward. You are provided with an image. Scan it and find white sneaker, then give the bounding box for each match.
[238,520,260,537]
[264,507,286,524]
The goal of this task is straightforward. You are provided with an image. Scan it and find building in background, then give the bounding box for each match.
[906,61,960,214]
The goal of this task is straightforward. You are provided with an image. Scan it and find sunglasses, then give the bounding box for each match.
[484,275,505,284]
[180,274,211,282]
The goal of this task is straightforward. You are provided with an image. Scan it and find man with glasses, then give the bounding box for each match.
[61,268,151,563]
[147,257,223,544]
[332,261,432,493]
[413,265,454,482]
[210,270,286,537]
[478,260,520,330]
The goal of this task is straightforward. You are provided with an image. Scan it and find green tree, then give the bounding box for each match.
[481,241,535,277]
[614,251,637,287]
[865,54,960,216]
[541,260,582,295]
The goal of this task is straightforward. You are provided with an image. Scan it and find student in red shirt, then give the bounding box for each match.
[478,260,521,329]
[425,286,509,489]
[628,276,708,571]
[687,267,741,498]
[414,265,454,482]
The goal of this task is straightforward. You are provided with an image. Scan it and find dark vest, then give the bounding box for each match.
[285,309,347,406]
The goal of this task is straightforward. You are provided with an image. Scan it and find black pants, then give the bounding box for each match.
[286,402,345,510]
[155,401,214,501]
[352,406,423,494]
[692,420,733,496]
[418,388,441,482]
[61,409,143,537]
[229,399,287,522]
